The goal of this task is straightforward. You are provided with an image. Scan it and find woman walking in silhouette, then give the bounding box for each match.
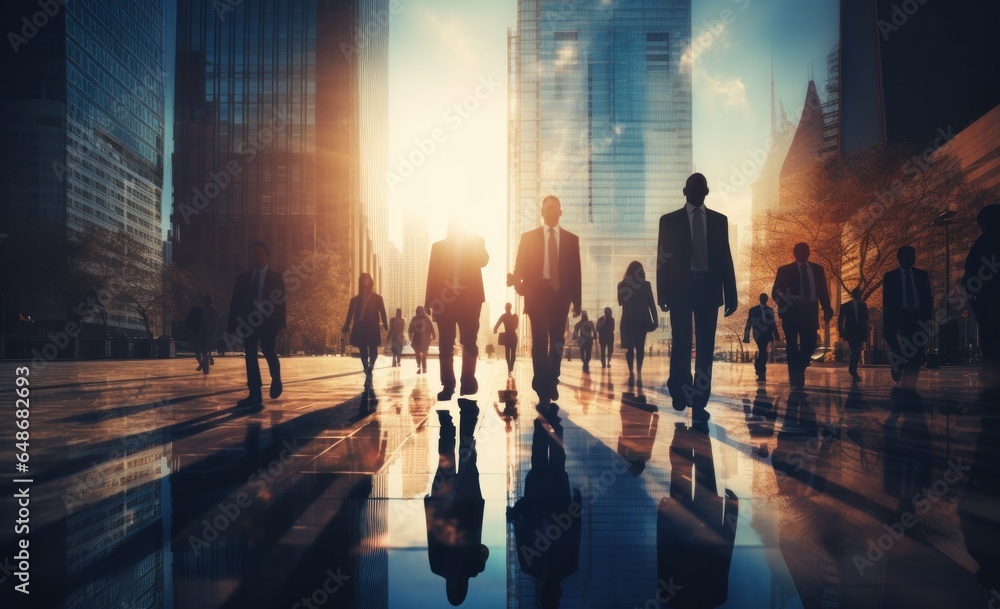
[343,272,388,387]
[493,302,519,376]
[388,308,406,367]
[618,261,658,388]
[409,306,436,374]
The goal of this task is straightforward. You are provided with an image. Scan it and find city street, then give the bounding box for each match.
[0,354,996,608]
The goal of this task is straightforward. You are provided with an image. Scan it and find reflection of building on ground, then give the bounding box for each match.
[507,0,693,323]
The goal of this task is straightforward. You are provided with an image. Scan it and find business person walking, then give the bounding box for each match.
[493,302,519,376]
[508,196,582,406]
[228,241,286,407]
[743,293,779,382]
[771,243,833,389]
[343,272,389,388]
[656,173,737,420]
[883,246,933,389]
[838,288,869,382]
[425,220,489,400]
[619,261,658,388]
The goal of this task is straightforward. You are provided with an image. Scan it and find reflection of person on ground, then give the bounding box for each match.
[743,387,777,439]
[228,241,286,407]
[837,288,869,383]
[771,243,833,390]
[618,392,659,476]
[882,246,933,389]
[195,295,218,375]
[343,272,388,388]
[773,390,834,497]
[426,220,489,401]
[508,196,583,406]
[959,402,1000,591]
[657,421,739,609]
[883,387,932,516]
[657,173,738,419]
[619,261,659,389]
[597,307,615,368]
[507,413,582,609]
[388,308,406,367]
[964,205,1000,394]
[493,302,519,376]
[409,306,435,375]
[425,399,488,605]
[743,293,779,382]
[572,310,597,374]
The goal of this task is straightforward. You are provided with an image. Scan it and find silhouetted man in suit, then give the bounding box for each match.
[657,173,737,419]
[425,399,489,605]
[743,293,779,382]
[507,413,581,609]
[425,219,489,400]
[228,241,286,407]
[657,421,739,609]
[838,287,869,382]
[963,204,1000,393]
[772,243,833,389]
[509,196,583,405]
[883,246,933,389]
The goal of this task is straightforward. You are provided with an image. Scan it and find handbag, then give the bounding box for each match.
[498,331,508,347]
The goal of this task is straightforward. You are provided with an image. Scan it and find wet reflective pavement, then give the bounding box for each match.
[1,356,999,608]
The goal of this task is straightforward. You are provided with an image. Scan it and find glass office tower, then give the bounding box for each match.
[508,0,693,318]
[171,0,388,289]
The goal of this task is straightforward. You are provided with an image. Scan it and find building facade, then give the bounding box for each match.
[508,0,693,317]
[0,0,166,336]
[170,0,388,294]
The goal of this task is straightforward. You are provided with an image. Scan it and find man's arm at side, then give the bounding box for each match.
[656,216,669,311]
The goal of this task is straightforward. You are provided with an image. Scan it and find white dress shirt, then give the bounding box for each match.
[685,202,709,272]
[900,267,920,308]
[543,224,561,280]
[252,265,269,302]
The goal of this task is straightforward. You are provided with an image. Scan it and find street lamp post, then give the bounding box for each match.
[931,210,957,357]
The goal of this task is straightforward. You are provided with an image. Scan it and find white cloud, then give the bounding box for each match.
[420,9,477,65]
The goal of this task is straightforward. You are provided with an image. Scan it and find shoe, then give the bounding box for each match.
[270,378,283,399]
[196,364,203,372]
[458,398,480,415]
[202,366,209,375]
[851,373,862,382]
[423,366,428,373]
[437,388,455,401]
[210,356,215,365]
[460,378,479,396]
[756,376,765,383]
[890,366,901,382]
[627,375,635,388]
[692,407,711,422]
[672,397,687,412]
[237,393,263,408]
[550,384,559,401]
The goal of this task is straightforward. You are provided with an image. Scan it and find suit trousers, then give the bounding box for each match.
[884,310,926,372]
[847,339,863,375]
[436,305,481,391]
[781,304,819,383]
[527,289,571,398]
[668,277,719,408]
[754,339,770,377]
[244,332,280,393]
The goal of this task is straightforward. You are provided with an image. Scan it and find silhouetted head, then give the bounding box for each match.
[604,306,612,316]
[683,173,709,207]
[624,260,645,282]
[897,246,916,270]
[505,302,513,313]
[581,310,589,321]
[248,241,270,270]
[758,293,768,305]
[357,272,374,295]
[978,204,1000,234]
[540,578,563,609]
[395,308,402,318]
[202,295,213,306]
[416,305,425,317]
[541,195,562,228]
[446,578,469,606]
[851,287,862,301]
[793,242,810,263]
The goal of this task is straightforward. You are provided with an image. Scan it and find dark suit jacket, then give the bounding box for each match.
[227,268,286,336]
[425,234,489,318]
[656,207,737,310]
[511,226,582,315]
[838,300,870,343]
[744,305,779,342]
[882,267,933,323]
[771,261,832,329]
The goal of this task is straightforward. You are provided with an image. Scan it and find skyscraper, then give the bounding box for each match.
[508,0,693,316]
[0,0,166,335]
[170,0,388,292]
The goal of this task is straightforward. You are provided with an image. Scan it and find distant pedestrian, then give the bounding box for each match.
[493,302,519,376]
[409,306,435,374]
[597,307,615,368]
[837,288,869,382]
[743,293,779,382]
[343,272,388,388]
[388,308,406,367]
[195,295,218,375]
[882,246,932,390]
[619,261,658,388]
[573,311,597,374]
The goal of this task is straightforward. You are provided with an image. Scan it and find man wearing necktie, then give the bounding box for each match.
[508,196,583,406]
[657,173,738,419]
[227,241,286,407]
[425,219,490,400]
[882,246,933,388]
[771,243,833,389]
